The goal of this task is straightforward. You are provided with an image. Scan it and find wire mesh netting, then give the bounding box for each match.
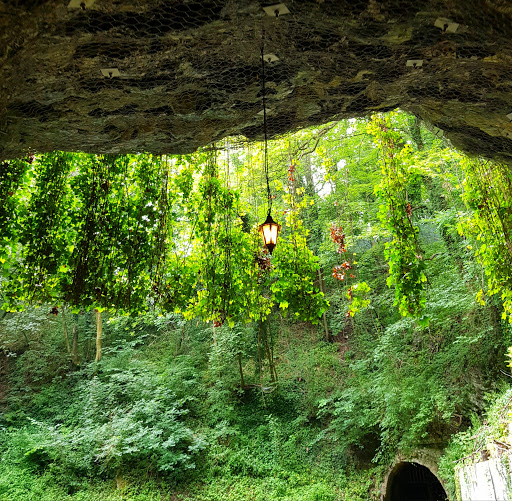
[0,0,512,160]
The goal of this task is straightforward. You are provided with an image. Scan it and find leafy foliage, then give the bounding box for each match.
[0,147,330,328]
[368,113,427,320]
[457,156,512,321]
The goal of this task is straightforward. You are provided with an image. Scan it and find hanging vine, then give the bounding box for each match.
[188,148,264,326]
[67,154,120,308]
[160,154,198,313]
[270,153,328,324]
[149,156,171,304]
[0,148,330,325]
[458,156,512,321]
[5,152,72,307]
[0,158,32,284]
[368,113,428,322]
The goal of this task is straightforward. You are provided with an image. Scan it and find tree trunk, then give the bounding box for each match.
[175,325,185,358]
[71,319,79,366]
[61,308,72,355]
[317,268,330,341]
[263,319,277,383]
[302,154,322,254]
[269,341,278,383]
[238,353,245,388]
[257,321,263,380]
[94,309,102,362]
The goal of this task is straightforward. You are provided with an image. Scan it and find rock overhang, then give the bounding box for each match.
[1,0,512,160]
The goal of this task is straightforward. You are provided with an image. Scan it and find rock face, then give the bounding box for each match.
[1,0,512,160]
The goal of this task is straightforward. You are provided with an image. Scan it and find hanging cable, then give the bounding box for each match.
[261,28,272,216]
[258,25,281,255]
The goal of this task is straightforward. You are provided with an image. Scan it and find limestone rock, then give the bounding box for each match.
[1,0,512,160]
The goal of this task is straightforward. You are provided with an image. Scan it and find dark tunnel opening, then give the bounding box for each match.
[384,462,448,501]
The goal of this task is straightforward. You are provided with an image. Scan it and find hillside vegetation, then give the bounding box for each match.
[1,112,511,500]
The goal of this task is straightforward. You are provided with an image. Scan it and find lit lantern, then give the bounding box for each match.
[257,32,282,255]
[259,213,281,255]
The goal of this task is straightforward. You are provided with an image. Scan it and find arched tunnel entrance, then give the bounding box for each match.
[384,462,448,501]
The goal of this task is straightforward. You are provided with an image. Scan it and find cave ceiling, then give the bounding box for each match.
[1,0,512,160]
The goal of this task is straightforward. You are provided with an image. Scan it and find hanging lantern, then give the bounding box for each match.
[258,29,281,255]
[259,213,281,255]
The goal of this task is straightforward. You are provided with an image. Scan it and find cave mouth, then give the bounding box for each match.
[384,462,448,501]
